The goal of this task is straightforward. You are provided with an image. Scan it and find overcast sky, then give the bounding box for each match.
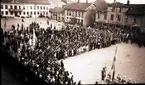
[49,0,145,5]
[76,0,145,4]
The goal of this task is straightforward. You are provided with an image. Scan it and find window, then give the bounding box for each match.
[19,12,21,15]
[73,11,74,17]
[134,17,136,23]
[46,7,48,10]
[37,12,39,15]
[23,6,25,9]
[40,6,42,10]
[46,12,48,15]
[112,7,115,12]
[119,8,121,12]
[10,5,13,9]
[78,12,80,17]
[27,12,29,15]
[19,6,21,9]
[118,15,121,21]
[10,12,13,15]
[23,12,25,15]
[110,14,114,20]
[34,6,36,9]
[98,12,100,19]
[69,11,71,16]
[5,5,8,9]
[1,5,3,9]
[104,13,107,20]
[75,12,77,17]
[43,7,45,10]
[125,16,128,22]
[80,12,82,17]
[37,6,39,9]
[5,11,8,15]
[43,12,45,15]
[34,12,36,15]
[14,6,17,9]
[30,6,32,9]
[31,12,32,15]
[27,6,29,9]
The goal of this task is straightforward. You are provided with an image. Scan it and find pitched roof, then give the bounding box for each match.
[49,7,64,13]
[126,4,145,15]
[1,0,50,4]
[108,2,128,8]
[64,3,92,11]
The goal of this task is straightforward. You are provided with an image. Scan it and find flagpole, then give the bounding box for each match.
[111,46,118,82]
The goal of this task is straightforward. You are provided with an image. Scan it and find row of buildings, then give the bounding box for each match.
[1,0,51,18]
[1,0,145,32]
[49,0,145,32]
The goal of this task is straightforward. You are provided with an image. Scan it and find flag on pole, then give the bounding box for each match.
[111,46,117,81]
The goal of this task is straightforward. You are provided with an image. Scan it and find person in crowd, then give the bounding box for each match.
[3,20,140,85]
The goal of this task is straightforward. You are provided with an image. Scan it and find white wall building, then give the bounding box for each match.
[1,0,51,18]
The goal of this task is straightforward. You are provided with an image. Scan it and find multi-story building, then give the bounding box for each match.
[64,2,92,25]
[106,3,129,27]
[49,7,64,22]
[1,0,50,18]
[125,4,145,32]
[95,2,129,27]
[48,0,145,32]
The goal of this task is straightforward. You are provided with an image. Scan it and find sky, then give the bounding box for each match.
[76,0,145,4]
[49,0,145,5]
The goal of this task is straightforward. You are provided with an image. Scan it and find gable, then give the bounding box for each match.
[86,4,96,10]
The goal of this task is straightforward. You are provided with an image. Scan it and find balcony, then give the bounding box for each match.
[9,9,23,12]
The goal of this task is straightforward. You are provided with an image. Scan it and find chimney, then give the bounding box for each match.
[77,0,80,3]
[86,0,88,3]
[127,0,130,5]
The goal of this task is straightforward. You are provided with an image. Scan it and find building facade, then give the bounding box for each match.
[95,3,129,27]
[1,0,50,18]
[49,7,64,22]
[95,1,145,32]
[64,2,92,25]
[125,4,145,32]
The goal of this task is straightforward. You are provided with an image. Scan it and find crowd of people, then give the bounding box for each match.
[2,22,77,85]
[1,19,143,84]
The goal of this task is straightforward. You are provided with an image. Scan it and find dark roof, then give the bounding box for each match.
[108,2,128,8]
[49,7,64,13]
[93,3,108,12]
[126,4,145,15]
[64,3,92,11]
[1,0,50,4]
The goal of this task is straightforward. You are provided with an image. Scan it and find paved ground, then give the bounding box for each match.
[63,43,145,84]
[1,18,64,31]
